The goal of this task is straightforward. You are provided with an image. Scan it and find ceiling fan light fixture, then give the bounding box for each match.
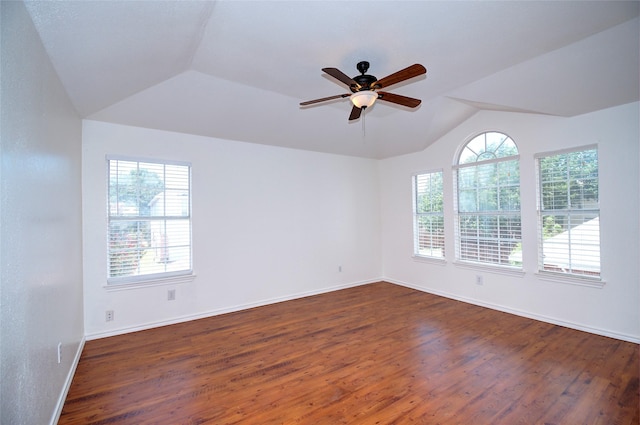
[301,62,426,120]
[350,91,378,109]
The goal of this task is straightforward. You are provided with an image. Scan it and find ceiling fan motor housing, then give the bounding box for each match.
[352,74,377,91]
[351,61,378,92]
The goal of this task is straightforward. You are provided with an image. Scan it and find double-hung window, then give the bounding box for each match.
[536,146,599,278]
[108,157,192,284]
[454,132,521,267]
[413,170,445,259]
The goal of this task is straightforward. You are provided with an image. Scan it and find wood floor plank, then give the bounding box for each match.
[59,282,639,424]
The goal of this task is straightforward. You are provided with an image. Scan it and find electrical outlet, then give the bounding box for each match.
[475,275,484,285]
[57,342,62,364]
[338,265,342,272]
[105,310,114,322]
[168,289,176,301]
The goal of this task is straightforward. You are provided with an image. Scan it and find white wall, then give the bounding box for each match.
[380,102,640,342]
[82,121,382,337]
[0,2,84,424]
[83,104,639,342]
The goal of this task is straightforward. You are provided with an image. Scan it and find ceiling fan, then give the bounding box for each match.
[300,61,427,121]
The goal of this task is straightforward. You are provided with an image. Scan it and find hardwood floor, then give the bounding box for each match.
[59,282,639,424]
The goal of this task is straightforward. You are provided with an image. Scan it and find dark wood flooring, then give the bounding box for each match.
[59,282,639,424]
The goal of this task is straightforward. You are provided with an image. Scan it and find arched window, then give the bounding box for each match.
[454,132,521,267]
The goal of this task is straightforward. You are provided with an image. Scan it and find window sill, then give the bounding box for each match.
[104,273,196,291]
[412,255,447,265]
[453,261,525,277]
[535,272,605,289]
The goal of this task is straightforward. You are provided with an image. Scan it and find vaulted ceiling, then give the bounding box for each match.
[24,1,639,159]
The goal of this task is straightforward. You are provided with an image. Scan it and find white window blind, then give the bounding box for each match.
[454,132,522,267]
[108,158,192,284]
[413,171,444,258]
[537,147,599,278]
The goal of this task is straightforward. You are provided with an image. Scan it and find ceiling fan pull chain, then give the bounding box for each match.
[362,107,366,138]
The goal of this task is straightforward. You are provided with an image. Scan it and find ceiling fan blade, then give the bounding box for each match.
[348,105,362,121]
[374,64,426,89]
[322,67,358,88]
[300,93,350,106]
[377,91,422,108]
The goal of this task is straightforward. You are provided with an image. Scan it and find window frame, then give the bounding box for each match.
[106,155,193,287]
[535,145,601,282]
[453,131,522,270]
[412,169,445,261]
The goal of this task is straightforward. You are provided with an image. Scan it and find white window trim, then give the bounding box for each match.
[104,273,196,291]
[453,260,525,278]
[535,271,605,288]
[533,144,598,161]
[412,169,446,260]
[106,154,190,168]
[106,156,193,287]
[453,132,522,270]
[535,145,600,281]
[412,255,447,265]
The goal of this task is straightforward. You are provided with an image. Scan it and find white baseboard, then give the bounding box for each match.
[386,278,640,344]
[50,337,86,425]
[86,278,380,340]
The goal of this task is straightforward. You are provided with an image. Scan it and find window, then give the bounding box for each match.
[454,132,521,267]
[536,147,599,278]
[413,171,444,258]
[108,158,192,284]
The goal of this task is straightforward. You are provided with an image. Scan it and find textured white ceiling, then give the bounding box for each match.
[24,1,640,159]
